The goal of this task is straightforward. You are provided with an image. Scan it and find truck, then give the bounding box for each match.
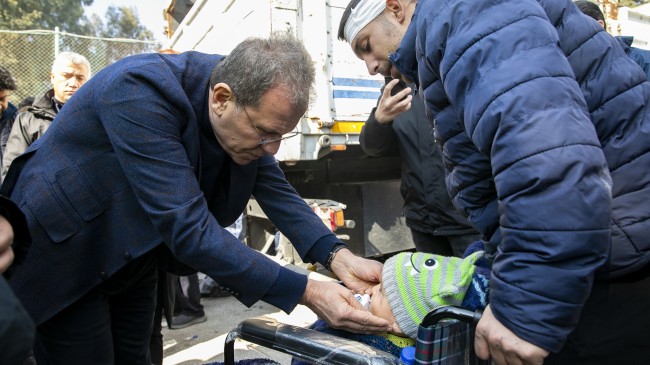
[167,0,414,262]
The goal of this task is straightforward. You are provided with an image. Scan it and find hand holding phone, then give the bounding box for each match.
[375,78,412,124]
[385,77,408,101]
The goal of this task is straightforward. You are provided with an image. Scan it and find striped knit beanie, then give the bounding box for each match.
[382,251,483,338]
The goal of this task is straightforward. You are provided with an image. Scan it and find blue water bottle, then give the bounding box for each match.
[398,346,416,365]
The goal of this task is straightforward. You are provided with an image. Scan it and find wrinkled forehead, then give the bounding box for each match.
[52,62,89,76]
[344,0,386,43]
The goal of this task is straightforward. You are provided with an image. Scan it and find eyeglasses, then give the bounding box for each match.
[237,100,299,146]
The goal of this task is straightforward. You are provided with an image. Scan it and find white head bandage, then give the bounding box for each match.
[343,0,387,43]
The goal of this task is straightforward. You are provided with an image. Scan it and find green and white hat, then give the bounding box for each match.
[382,251,482,338]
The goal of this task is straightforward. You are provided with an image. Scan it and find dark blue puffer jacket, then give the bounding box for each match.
[390,0,650,353]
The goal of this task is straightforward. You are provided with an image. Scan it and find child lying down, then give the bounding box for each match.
[292,246,491,362]
[372,248,490,338]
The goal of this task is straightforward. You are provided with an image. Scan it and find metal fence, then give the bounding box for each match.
[0,28,161,102]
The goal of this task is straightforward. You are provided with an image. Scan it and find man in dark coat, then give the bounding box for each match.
[360,79,480,256]
[339,0,650,364]
[2,33,391,363]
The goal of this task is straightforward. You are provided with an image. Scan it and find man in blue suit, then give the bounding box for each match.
[1,33,392,363]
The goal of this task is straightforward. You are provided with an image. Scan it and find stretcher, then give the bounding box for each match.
[224,306,490,365]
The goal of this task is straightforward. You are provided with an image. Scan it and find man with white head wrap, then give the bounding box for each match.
[338,0,650,364]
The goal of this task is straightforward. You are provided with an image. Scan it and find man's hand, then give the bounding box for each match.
[375,79,413,124]
[300,279,391,333]
[475,305,549,365]
[0,215,15,273]
[329,248,383,292]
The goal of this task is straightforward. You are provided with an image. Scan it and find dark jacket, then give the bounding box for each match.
[391,0,650,352]
[1,51,341,325]
[360,89,476,236]
[616,36,650,80]
[0,102,17,184]
[2,90,57,179]
[0,102,17,151]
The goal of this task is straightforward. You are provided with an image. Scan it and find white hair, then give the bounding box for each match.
[52,52,92,78]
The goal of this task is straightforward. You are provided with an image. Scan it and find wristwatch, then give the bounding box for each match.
[325,244,346,272]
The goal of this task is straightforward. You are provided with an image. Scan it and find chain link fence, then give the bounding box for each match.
[0,28,161,103]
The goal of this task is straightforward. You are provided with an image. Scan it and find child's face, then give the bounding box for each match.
[369,283,403,334]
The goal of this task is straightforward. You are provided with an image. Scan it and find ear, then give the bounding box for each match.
[211,82,235,115]
[597,19,606,29]
[50,72,55,83]
[386,0,407,23]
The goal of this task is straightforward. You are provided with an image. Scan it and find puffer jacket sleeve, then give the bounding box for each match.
[417,0,612,352]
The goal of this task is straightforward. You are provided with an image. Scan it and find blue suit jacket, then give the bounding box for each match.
[2,52,340,325]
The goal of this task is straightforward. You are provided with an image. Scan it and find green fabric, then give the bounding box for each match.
[382,251,482,338]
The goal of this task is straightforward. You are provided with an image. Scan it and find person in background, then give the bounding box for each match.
[360,79,480,256]
[574,0,650,79]
[2,51,90,179]
[0,65,18,185]
[3,32,390,364]
[338,0,650,364]
[170,273,207,329]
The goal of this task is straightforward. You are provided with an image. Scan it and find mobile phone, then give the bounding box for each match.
[385,77,408,98]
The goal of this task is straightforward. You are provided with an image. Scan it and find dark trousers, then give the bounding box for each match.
[149,271,176,365]
[174,273,204,316]
[545,264,650,365]
[34,251,158,365]
[410,228,482,257]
